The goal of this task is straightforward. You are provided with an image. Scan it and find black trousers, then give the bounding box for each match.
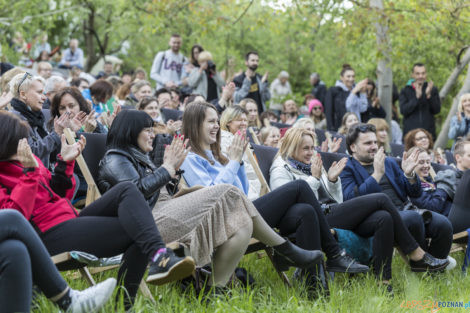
[41,182,166,305]
[253,180,341,257]
[326,193,419,280]
[0,210,68,313]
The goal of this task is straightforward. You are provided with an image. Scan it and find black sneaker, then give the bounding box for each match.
[409,252,449,273]
[146,249,195,285]
[326,250,369,273]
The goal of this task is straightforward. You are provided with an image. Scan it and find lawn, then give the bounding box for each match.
[33,251,470,313]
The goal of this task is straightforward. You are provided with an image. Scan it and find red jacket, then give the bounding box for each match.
[0,156,78,233]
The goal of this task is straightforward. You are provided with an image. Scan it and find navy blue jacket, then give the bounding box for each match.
[340,156,422,204]
[410,177,452,216]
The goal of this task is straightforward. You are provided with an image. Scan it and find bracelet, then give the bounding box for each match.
[404,171,415,179]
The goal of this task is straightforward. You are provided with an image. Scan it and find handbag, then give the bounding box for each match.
[402,201,433,225]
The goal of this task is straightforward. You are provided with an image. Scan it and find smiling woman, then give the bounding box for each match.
[8,73,62,168]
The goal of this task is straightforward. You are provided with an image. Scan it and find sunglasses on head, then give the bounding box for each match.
[17,72,32,95]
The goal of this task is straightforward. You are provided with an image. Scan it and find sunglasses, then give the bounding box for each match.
[17,72,32,95]
[312,107,322,111]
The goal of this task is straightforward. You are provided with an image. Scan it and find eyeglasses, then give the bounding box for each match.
[312,107,322,111]
[17,72,32,94]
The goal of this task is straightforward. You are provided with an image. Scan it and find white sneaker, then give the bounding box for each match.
[67,278,117,313]
[446,256,457,271]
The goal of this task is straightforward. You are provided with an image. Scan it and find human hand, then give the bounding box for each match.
[261,72,269,83]
[199,61,208,72]
[329,137,343,153]
[166,120,182,134]
[83,110,97,133]
[327,157,347,182]
[425,81,433,99]
[401,149,419,177]
[162,135,190,178]
[53,113,69,135]
[320,140,328,152]
[373,147,385,178]
[164,81,176,88]
[60,134,86,162]
[414,82,423,99]
[310,152,322,179]
[227,131,247,163]
[67,111,87,132]
[353,79,368,94]
[372,97,380,108]
[17,138,38,168]
[221,82,236,101]
[0,91,13,109]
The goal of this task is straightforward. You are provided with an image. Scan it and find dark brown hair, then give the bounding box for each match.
[340,63,354,76]
[404,128,434,152]
[138,96,158,110]
[0,111,31,160]
[89,79,113,103]
[182,101,228,165]
[49,87,91,128]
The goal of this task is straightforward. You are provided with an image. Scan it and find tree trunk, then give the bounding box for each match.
[370,0,392,129]
[439,47,470,101]
[435,63,470,148]
[83,5,97,72]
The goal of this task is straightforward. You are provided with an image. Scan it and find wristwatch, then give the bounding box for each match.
[404,171,415,179]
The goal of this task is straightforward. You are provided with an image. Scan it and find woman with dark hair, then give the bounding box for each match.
[404,128,445,164]
[0,209,116,313]
[324,64,368,131]
[180,102,369,296]
[49,87,107,133]
[138,96,162,122]
[361,79,386,123]
[98,109,321,293]
[181,44,204,95]
[0,111,196,309]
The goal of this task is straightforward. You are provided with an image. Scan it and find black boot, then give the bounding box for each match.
[409,252,449,272]
[272,239,323,272]
[326,249,369,273]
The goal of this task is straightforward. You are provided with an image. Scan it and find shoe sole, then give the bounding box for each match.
[146,257,195,285]
[410,261,449,273]
[326,266,369,274]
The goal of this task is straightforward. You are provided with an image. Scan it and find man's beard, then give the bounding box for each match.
[249,65,258,71]
[356,152,375,164]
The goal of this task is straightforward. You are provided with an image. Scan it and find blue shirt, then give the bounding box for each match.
[181,150,249,195]
[59,47,84,69]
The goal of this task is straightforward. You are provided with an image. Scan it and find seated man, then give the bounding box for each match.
[340,123,452,265]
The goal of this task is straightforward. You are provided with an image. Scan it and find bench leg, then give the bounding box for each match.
[139,280,156,304]
[78,267,96,286]
[265,247,292,287]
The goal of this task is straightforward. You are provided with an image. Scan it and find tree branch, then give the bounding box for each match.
[233,0,254,25]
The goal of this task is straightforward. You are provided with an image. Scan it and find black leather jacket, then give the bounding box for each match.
[98,147,172,207]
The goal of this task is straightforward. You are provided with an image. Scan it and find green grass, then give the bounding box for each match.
[34,252,470,313]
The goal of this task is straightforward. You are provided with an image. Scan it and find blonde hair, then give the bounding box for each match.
[239,98,261,128]
[0,67,23,93]
[9,73,45,98]
[198,51,213,64]
[130,80,151,94]
[458,93,470,113]
[367,117,390,151]
[293,117,315,130]
[259,126,280,144]
[219,105,247,132]
[278,127,316,161]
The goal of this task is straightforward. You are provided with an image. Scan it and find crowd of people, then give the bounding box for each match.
[1,32,470,312]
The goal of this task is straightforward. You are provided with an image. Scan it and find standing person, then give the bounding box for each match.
[58,39,84,70]
[340,123,453,266]
[310,73,327,106]
[399,63,441,139]
[324,64,368,131]
[187,51,225,102]
[269,71,292,113]
[361,79,386,123]
[150,34,187,90]
[233,51,270,113]
[448,93,470,141]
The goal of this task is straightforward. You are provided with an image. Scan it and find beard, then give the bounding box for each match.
[248,65,258,71]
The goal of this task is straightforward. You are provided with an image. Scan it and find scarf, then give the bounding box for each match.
[129,146,156,171]
[287,157,311,176]
[11,98,48,138]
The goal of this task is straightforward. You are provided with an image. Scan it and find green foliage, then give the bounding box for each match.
[1,0,469,130]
